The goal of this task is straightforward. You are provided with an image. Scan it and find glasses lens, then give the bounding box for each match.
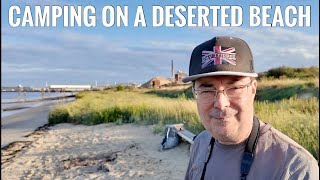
[195,82,251,103]
[197,91,215,103]
[225,88,241,98]
[225,85,250,99]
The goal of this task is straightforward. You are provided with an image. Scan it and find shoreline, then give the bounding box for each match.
[1,96,75,118]
[1,94,76,105]
[1,123,190,179]
[1,99,74,148]
[1,106,30,111]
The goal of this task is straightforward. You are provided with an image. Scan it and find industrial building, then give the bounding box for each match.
[48,85,92,92]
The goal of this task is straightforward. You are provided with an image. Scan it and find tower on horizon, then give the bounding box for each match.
[171,60,174,79]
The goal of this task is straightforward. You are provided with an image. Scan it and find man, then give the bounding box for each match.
[183,36,319,180]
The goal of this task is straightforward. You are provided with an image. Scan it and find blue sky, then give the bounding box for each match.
[1,0,319,87]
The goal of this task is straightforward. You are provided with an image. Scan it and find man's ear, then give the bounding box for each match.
[251,79,257,95]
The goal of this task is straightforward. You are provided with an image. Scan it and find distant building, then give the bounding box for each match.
[48,85,92,92]
[141,77,172,88]
[141,71,188,88]
[1,87,18,92]
[1,86,33,92]
[175,70,188,83]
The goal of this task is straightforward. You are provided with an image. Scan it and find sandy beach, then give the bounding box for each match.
[1,123,190,180]
[1,97,75,148]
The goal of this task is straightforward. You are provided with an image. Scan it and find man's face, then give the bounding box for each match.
[194,76,257,144]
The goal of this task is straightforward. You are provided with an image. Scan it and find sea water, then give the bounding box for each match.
[1,91,75,118]
[1,91,74,103]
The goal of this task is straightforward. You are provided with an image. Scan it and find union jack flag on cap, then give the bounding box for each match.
[182,36,258,83]
[202,46,237,69]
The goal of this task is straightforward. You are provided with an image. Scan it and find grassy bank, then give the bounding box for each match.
[48,78,319,161]
[256,78,319,101]
[49,91,202,133]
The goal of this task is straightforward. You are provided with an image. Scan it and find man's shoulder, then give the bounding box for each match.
[193,130,211,146]
[269,127,319,178]
[270,127,315,160]
[254,123,319,179]
[260,124,318,169]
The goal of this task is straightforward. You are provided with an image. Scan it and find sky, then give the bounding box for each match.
[1,0,319,87]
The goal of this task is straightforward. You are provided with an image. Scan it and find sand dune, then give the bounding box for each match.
[1,123,190,180]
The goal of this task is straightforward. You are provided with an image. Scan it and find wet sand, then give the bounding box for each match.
[1,104,54,148]
[1,98,74,148]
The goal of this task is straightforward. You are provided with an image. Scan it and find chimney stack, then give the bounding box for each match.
[171,60,174,79]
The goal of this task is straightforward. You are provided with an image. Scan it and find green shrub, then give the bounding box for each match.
[116,85,125,91]
[258,66,319,79]
[48,107,70,124]
[75,92,86,99]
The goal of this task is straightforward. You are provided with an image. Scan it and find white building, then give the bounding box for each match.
[48,85,92,92]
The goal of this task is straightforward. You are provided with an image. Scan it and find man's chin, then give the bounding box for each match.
[210,127,232,141]
[208,117,233,131]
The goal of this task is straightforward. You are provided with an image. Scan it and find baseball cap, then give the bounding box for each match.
[182,36,258,83]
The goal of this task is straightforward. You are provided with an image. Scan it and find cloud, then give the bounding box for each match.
[2,27,191,71]
[2,28,190,86]
[2,26,319,86]
[193,27,319,72]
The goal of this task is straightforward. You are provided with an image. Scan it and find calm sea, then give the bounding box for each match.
[1,92,75,118]
[1,91,74,103]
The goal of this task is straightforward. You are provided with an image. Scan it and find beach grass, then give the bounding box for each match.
[49,90,203,133]
[48,77,319,162]
[256,78,319,101]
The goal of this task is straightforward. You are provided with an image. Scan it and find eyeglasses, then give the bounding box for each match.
[193,81,253,104]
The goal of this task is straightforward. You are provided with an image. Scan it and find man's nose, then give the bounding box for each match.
[213,91,230,110]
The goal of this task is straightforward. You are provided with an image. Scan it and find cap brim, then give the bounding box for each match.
[182,71,258,83]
